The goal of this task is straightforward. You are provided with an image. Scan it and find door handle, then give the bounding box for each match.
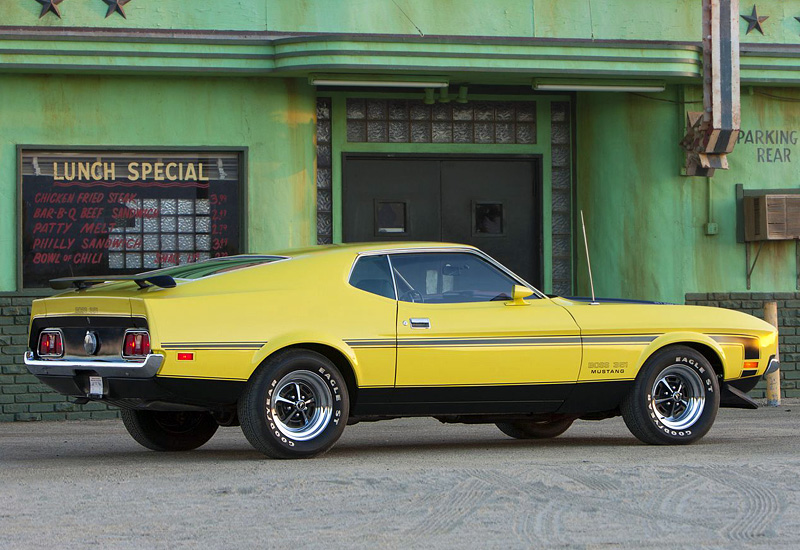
[409,318,431,329]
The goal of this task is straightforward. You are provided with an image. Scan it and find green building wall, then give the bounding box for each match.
[0,74,317,291]
[576,86,800,304]
[2,0,800,415]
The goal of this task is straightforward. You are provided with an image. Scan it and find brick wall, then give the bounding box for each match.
[685,292,799,399]
[0,294,120,422]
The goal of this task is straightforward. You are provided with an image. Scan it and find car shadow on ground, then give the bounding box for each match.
[328,434,649,457]
[5,434,657,464]
[3,434,649,464]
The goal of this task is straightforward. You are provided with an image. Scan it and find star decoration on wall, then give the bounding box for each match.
[103,0,131,19]
[741,5,768,35]
[36,0,64,18]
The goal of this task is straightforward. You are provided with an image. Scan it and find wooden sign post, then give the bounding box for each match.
[764,301,781,406]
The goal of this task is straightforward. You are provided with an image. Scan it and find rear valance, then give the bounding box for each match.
[50,275,176,290]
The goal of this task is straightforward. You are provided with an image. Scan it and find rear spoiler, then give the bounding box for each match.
[50,274,177,290]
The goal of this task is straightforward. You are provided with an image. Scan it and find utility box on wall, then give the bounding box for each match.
[744,193,800,241]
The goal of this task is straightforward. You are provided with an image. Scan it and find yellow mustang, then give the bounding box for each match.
[25,242,779,458]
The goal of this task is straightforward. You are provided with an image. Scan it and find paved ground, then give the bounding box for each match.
[1,402,799,549]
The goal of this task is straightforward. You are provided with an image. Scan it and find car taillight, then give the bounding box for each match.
[123,331,151,359]
[38,330,64,358]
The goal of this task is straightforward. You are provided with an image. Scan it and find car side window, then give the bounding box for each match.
[349,255,396,299]
[389,252,524,304]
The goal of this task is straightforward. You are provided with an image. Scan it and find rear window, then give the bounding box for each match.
[349,255,395,299]
[143,256,284,280]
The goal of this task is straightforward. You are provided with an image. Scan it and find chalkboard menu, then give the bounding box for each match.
[20,150,243,288]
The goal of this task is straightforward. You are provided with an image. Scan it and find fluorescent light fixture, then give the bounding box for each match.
[309,74,449,89]
[533,78,666,93]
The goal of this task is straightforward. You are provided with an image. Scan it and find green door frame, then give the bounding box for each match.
[318,91,571,294]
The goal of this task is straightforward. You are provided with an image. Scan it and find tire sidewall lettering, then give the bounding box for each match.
[647,355,711,439]
[263,360,346,450]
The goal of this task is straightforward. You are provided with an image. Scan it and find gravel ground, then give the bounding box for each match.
[1,401,799,549]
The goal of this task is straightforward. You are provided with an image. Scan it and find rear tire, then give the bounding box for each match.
[496,418,574,439]
[621,346,719,445]
[120,409,219,451]
[238,349,349,459]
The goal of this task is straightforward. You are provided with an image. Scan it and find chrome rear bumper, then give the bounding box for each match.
[24,351,164,378]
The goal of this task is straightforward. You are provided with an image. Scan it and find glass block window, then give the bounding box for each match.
[550,102,573,296]
[316,98,333,245]
[346,99,536,145]
[19,150,242,287]
[110,196,213,271]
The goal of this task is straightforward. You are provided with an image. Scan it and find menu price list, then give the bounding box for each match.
[21,155,241,288]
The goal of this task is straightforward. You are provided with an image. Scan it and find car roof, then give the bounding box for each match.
[264,241,478,259]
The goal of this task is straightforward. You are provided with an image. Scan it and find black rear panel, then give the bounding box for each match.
[29,316,148,360]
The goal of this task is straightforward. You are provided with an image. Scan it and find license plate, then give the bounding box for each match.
[89,376,104,397]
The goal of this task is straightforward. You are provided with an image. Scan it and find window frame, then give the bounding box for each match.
[472,200,506,237]
[347,253,398,300]
[373,199,409,237]
[349,247,545,304]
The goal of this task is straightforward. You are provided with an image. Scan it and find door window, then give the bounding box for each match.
[389,252,522,303]
[375,201,407,235]
[474,202,504,235]
[349,255,396,299]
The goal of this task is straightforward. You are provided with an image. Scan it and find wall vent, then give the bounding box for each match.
[744,194,800,241]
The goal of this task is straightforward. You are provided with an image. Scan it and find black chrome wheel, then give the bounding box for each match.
[271,371,334,442]
[621,346,719,445]
[238,349,349,459]
[650,365,706,431]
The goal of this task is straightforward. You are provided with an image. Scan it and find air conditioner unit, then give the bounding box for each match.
[743,193,800,241]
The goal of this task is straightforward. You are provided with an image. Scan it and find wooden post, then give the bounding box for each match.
[764,301,781,406]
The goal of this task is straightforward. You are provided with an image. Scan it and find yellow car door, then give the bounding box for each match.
[344,254,401,388]
[390,251,582,400]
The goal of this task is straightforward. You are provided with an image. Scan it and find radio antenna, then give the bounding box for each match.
[580,210,598,305]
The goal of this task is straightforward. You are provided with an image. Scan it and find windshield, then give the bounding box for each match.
[141,256,285,280]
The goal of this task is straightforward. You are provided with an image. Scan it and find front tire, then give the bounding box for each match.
[496,417,574,439]
[238,349,349,459]
[621,346,720,445]
[120,409,219,451]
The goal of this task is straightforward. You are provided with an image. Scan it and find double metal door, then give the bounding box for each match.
[342,155,542,286]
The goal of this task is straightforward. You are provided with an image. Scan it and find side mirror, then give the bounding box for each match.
[507,285,533,306]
